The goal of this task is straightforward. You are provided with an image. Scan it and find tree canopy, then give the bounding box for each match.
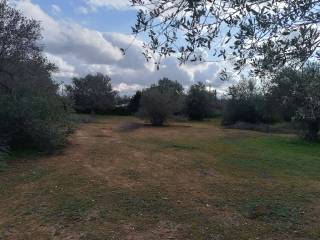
[0,0,51,90]
[271,62,320,141]
[0,1,71,151]
[130,0,320,73]
[186,82,217,120]
[66,73,117,114]
[138,78,184,125]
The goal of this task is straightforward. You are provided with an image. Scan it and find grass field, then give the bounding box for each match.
[0,116,320,240]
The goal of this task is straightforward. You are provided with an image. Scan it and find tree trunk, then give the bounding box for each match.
[151,117,164,126]
[305,121,319,142]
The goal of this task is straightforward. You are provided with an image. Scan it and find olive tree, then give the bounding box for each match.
[271,63,320,141]
[157,77,184,95]
[130,0,320,73]
[186,82,217,120]
[138,79,184,126]
[66,73,117,114]
[0,1,71,151]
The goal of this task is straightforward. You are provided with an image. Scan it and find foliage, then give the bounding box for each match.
[270,62,320,141]
[156,77,184,95]
[0,141,8,170]
[222,79,272,125]
[0,85,71,151]
[0,1,71,152]
[128,91,142,114]
[185,82,217,120]
[130,0,320,73]
[66,73,117,114]
[138,79,184,125]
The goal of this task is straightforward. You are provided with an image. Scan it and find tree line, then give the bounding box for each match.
[66,63,320,142]
[66,75,219,125]
[222,63,320,141]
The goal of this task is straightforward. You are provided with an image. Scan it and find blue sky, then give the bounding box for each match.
[10,0,231,95]
[32,0,137,33]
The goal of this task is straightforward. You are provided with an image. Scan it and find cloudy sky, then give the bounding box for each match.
[10,0,233,95]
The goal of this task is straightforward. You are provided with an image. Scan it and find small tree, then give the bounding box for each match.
[186,82,217,120]
[221,79,272,125]
[138,79,184,126]
[0,1,71,152]
[67,73,117,114]
[271,63,320,141]
[157,78,184,95]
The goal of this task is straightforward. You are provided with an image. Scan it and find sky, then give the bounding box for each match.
[9,0,233,95]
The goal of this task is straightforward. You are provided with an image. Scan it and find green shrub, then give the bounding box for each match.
[66,73,117,114]
[127,91,141,114]
[138,79,184,126]
[221,79,276,125]
[0,84,71,152]
[0,2,71,152]
[185,82,217,120]
[222,99,264,125]
[270,63,320,141]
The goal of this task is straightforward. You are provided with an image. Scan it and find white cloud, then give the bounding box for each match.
[51,4,61,14]
[76,6,90,15]
[45,53,77,79]
[84,0,130,11]
[77,0,131,14]
[12,0,123,65]
[114,83,143,94]
[10,0,231,95]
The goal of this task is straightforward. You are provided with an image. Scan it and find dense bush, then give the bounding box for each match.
[186,82,217,120]
[0,2,71,152]
[222,99,262,125]
[138,79,184,126]
[0,83,71,151]
[66,73,117,114]
[266,69,298,122]
[221,63,320,141]
[270,63,320,141]
[127,91,142,114]
[156,78,184,95]
[221,79,275,125]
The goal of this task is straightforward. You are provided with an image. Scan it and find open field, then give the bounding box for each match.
[1,116,320,240]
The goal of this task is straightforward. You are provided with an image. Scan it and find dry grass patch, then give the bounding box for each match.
[0,116,319,239]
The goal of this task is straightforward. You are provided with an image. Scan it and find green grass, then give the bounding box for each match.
[215,136,320,180]
[132,130,320,236]
[131,131,320,180]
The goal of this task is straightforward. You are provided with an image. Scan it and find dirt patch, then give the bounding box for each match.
[121,221,187,240]
[0,116,318,240]
[118,122,144,132]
